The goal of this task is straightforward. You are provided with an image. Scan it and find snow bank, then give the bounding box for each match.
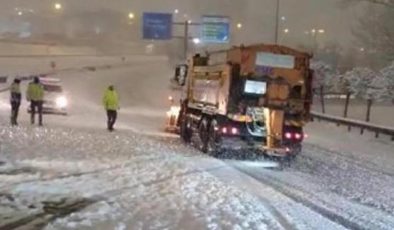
[0,125,281,229]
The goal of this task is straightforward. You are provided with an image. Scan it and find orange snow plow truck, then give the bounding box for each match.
[166,44,313,158]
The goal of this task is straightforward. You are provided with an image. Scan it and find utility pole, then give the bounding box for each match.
[274,0,280,44]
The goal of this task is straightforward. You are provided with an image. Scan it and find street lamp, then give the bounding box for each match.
[17,11,23,16]
[193,38,201,44]
[236,23,243,29]
[174,9,179,14]
[54,3,62,10]
[128,12,135,19]
[310,28,325,53]
[311,28,324,34]
[279,28,290,44]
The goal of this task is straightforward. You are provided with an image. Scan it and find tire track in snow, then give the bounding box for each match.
[229,162,370,230]
[0,198,95,230]
[295,145,394,216]
[304,143,394,177]
[96,165,228,199]
[0,154,183,190]
[252,196,296,230]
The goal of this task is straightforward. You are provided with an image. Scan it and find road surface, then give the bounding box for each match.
[0,55,393,230]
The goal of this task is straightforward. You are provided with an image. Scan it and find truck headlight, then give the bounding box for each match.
[166,106,180,118]
[56,96,68,108]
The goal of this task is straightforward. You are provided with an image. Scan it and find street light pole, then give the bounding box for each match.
[274,0,280,44]
[312,31,318,53]
[173,20,200,61]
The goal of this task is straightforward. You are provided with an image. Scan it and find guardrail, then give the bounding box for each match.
[311,111,394,141]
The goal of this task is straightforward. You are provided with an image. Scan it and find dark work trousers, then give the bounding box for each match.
[31,100,43,126]
[11,102,20,126]
[107,110,117,131]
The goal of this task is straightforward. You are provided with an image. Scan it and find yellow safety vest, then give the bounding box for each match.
[27,83,44,101]
[103,89,119,110]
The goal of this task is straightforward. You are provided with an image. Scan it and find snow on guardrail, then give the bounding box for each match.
[311,111,394,141]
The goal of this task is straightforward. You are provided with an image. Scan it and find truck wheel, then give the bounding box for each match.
[180,116,192,143]
[199,118,209,153]
[207,119,221,157]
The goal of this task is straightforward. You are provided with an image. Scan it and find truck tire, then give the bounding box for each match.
[199,118,210,153]
[180,116,192,143]
[207,119,221,157]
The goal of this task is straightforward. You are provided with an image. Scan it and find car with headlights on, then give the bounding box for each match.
[28,78,68,115]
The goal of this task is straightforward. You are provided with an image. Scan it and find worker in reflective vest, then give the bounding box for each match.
[103,85,119,131]
[26,77,44,126]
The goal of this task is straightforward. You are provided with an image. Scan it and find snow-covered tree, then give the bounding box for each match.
[311,61,339,91]
[311,61,341,114]
[342,67,388,121]
[342,67,386,101]
[380,62,394,101]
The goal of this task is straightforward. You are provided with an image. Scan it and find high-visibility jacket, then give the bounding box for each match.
[26,83,44,101]
[10,83,21,103]
[103,89,119,111]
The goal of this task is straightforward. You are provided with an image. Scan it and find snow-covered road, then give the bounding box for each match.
[0,55,394,230]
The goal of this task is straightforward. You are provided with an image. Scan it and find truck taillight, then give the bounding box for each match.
[285,132,304,140]
[295,133,302,140]
[221,127,239,135]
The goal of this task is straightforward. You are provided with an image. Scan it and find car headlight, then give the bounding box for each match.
[56,96,68,108]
